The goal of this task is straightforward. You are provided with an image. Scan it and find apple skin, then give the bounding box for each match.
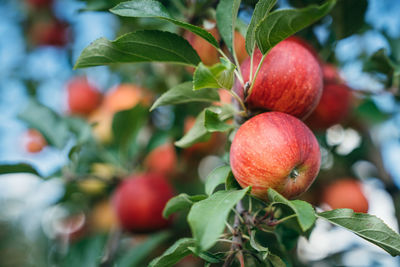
[144,143,177,176]
[112,173,174,232]
[235,38,323,119]
[305,82,352,130]
[230,112,321,200]
[185,27,220,66]
[24,129,47,153]
[67,77,102,116]
[321,179,369,213]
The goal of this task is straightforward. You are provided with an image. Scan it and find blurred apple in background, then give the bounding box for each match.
[67,77,102,116]
[23,129,47,153]
[144,142,177,177]
[112,173,174,232]
[321,178,369,213]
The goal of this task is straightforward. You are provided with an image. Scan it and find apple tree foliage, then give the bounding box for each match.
[3,0,400,266]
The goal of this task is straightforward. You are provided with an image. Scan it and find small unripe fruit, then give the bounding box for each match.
[112,173,174,232]
[185,26,220,66]
[144,143,177,176]
[90,200,118,232]
[67,77,102,116]
[23,129,47,153]
[321,179,369,213]
[235,37,323,119]
[230,112,320,200]
[305,83,352,130]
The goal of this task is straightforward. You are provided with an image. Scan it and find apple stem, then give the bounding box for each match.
[247,52,268,101]
[228,89,248,114]
[289,168,300,179]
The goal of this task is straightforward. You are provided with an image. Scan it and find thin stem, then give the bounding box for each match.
[249,45,255,85]
[273,214,297,225]
[228,89,248,114]
[247,52,267,100]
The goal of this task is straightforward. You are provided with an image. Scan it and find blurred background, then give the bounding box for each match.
[0,0,400,266]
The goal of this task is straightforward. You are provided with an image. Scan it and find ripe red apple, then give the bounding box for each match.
[144,143,177,176]
[235,37,323,119]
[112,173,174,232]
[233,31,249,64]
[305,82,352,130]
[230,112,321,200]
[67,77,102,116]
[185,25,220,66]
[30,19,68,47]
[321,179,369,213]
[23,129,47,153]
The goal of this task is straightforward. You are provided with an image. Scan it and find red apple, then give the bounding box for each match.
[67,77,102,116]
[30,19,68,47]
[112,173,174,232]
[305,83,352,130]
[185,25,220,66]
[321,179,369,213]
[144,143,177,176]
[322,63,344,84]
[23,129,47,153]
[235,37,323,119]
[103,84,152,113]
[230,112,321,200]
[288,36,320,63]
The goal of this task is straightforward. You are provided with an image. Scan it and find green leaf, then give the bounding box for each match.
[255,0,336,54]
[205,165,232,195]
[110,0,219,47]
[318,209,400,256]
[216,0,241,52]
[18,100,70,149]
[267,253,286,267]
[163,194,207,218]
[187,247,223,263]
[245,0,277,55]
[193,58,236,90]
[268,188,316,232]
[225,172,242,191]
[74,30,201,69]
[150,82,219,111]
[149,238,195,267]
[175,105,235,148]
[363,48,399,75]
[330,0,368,39]
[204,109,234,132]
[175,109,209,148]
[60,234,107,267]
[117,231,170,267]
[112,104,148,152]
[188,187,250,250]
[0,163,40,176]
